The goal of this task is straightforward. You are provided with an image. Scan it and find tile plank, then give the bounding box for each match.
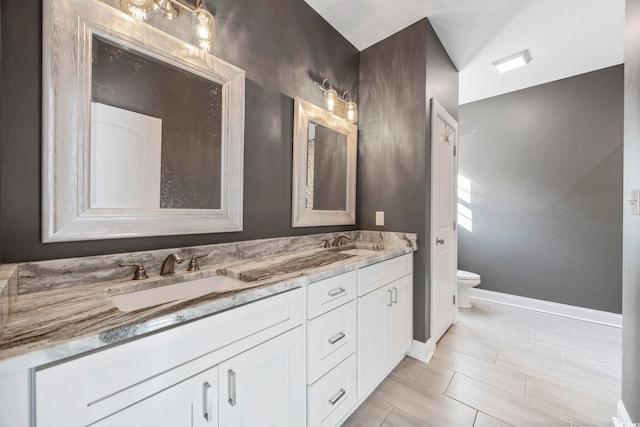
[381,407,430,427]
[432,347,526,397]
[376,370,477,427]
[474,412,512,427]
[445,374,568,426]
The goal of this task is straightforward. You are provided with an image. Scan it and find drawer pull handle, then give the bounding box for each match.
[329,388,346,406]
[228,369,237,407]
[203,382,213,422]
[392,287,398,304]
[387,289,393,307]
[328,287,347,297]
[328,332,346,345]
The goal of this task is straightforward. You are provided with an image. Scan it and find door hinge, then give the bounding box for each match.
[453,220,457,230]
[453,295,456,305]
[453,145,457,156]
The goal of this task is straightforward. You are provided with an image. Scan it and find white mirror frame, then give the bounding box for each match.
[42,0,245,242]
[292,97,357,227]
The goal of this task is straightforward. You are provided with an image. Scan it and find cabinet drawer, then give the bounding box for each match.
[34,288,304,427]
[308,354,357,427]
[357,253,412,296]
[307,300,356,384]
[307,271,356,319]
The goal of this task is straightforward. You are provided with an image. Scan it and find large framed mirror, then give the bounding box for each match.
[42,0,245,242]
[292,97,357,227]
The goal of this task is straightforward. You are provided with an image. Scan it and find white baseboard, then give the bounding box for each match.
[407,339,436,363]
[612,400,634,426]
[469,288,622,328]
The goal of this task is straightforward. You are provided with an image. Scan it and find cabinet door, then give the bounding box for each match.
[218,326,305,427]
[357,285,390,399]
[92,366,219,427]
[386,275,413,365]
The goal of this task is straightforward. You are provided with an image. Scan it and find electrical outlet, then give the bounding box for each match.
[375,211,384,226]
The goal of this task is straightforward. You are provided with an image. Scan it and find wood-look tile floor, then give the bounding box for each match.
[343,300,621,427]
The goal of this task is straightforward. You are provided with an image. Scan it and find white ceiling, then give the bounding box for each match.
[303,0,625,104]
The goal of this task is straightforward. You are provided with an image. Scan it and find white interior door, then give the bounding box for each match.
[430,99,458,343]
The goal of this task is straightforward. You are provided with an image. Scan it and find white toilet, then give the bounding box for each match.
[456,270,481,308]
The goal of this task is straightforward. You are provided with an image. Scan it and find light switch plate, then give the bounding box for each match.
[376,211,384,226]
[630,189,640,215]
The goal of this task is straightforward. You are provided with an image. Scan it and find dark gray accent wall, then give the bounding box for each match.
[458,65,623,314]
[358,19,458,342]
[0,0,359,263]
[623,0,640,421]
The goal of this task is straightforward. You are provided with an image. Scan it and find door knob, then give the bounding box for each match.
[436,238,445,245]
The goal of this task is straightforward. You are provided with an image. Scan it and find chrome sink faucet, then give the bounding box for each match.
[161,253,184,275]
[331,234,352,247]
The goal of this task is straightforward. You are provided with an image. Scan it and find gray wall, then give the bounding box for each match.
[458,65,623,313]
[358,19,458,342]
[623,0,640,421]
[0,0,359,263]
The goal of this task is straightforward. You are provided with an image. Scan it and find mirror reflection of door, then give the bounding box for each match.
[308,122,348,211]
[90,103,162,209]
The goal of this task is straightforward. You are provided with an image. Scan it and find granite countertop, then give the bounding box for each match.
[0,243,412,374]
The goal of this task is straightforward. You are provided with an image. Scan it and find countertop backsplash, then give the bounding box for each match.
[17,231,417,295]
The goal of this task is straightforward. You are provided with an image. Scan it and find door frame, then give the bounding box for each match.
[429,98,459,343]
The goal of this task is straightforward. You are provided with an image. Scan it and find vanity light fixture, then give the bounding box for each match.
[492,49,532,73]
[121,0,216,53]
[120,0,155,22]
[320,79,339,112]
[152,0,179,20]
[316,79,358,124]
[192,0,216,52]
[344,91,358,124]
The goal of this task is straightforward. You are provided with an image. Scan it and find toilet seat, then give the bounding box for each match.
[457,270,480,281]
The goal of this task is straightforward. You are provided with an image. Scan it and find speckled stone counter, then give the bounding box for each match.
[0,231,416,374]
[0,264,18,342]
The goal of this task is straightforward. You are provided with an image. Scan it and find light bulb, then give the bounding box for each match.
[192,6,216,52]
[325,88,338,112]
[346,101,358,123]
[120,0,154,22]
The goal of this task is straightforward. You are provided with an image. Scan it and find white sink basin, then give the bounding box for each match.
[339,248,382,256]
[110,275,248,312]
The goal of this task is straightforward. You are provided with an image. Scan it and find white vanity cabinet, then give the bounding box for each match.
[218,327,305,427]
[34,288,305,427]
[357,254,413,399]
[306,271,358,427]
[91,366,220,427]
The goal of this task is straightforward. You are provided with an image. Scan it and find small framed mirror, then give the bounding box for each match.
[292,97,357,227]
[42,0,245,242]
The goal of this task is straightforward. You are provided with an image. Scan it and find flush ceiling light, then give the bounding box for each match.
[492,49,532,73]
